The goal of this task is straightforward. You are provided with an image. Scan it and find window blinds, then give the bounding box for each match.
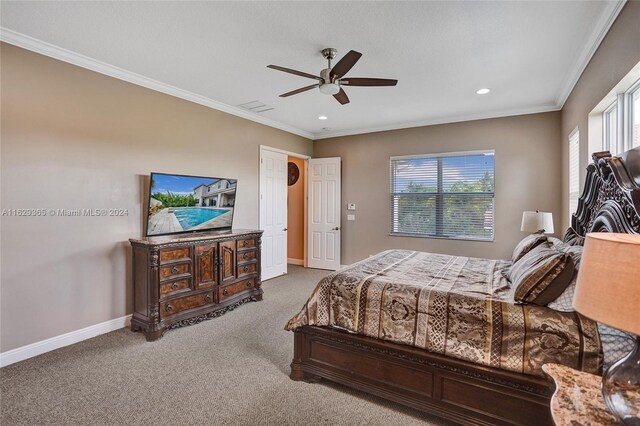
[569,129,580,221]
[390,151,495,241]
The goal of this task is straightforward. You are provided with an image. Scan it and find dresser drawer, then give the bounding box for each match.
[237,249,257,264]
[160,291,213,318]
[237,238,256,249]
[159,262,191,280]
[159,247,191,264]
[159,277,191,297]
[237,262,256,277]
[219,278,255,302]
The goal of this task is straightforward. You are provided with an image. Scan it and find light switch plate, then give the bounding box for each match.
[347,214,355,221]
[347,203,356,210]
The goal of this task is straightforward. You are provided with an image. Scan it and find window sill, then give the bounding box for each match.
[389,232,494,242]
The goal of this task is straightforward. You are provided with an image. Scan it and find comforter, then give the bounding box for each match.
[286,250,602,376]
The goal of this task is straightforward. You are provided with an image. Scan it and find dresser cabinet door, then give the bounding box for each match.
[219,240,237,285]
[195,244,217,288]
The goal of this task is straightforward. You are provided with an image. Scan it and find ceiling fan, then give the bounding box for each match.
[267,48,398,105]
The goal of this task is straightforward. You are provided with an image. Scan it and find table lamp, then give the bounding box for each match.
[573,233,640,425]
[521,210,554,234]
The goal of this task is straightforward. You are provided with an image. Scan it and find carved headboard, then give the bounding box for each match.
[564,146,640,246]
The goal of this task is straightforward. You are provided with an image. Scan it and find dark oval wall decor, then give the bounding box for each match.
[288,162,300,186]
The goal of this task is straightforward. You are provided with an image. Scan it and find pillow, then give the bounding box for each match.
[548,237,583,268]
[598,323,636,371]
[511,233,549,263]
[546,243,583,311]
[508,244,575,305]
[546,278,577,312]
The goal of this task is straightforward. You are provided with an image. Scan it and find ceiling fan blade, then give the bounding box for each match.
[340,78,398,87]
[279,84,319,97]
[267,65,323,81]
[330,50,362,80]
[333,88,350,105]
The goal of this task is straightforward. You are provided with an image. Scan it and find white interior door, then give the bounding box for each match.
[260,148,288,280]
[308,157,341,270]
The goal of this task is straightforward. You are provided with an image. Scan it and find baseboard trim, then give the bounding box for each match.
[287,258,304,266]
[0,314,132,368]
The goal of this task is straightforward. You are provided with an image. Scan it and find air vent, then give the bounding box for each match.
[237,100,274,113]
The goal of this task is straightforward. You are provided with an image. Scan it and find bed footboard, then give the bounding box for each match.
[291,326,553,426]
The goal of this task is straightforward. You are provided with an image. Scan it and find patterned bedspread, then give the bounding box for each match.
[286,250,602,376]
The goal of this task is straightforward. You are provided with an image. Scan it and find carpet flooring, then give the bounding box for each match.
[1,266,454,426]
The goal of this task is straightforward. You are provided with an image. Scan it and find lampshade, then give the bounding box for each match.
[520,211,554,233]
[573,233,640,335]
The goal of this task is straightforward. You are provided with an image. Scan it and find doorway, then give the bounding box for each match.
[286,156,306,266]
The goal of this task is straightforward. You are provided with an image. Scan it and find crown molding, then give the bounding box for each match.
[314,104,560,140]
[1,0,626,143]
[0,28,314,140]
[555,0,626,108]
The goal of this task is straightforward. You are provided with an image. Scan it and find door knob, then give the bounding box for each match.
[332,227,340,231]
[283,228,288,231]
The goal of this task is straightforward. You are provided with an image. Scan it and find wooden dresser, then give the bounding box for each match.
[129,229,263,341]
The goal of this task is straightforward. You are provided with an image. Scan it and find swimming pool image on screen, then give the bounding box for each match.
[173,208,229,229]
[146,173,237,236]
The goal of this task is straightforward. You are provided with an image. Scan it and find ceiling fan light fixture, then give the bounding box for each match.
[319,83,341,95]
[268,48,397,105]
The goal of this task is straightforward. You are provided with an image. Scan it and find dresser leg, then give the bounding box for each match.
[144,328,165,342]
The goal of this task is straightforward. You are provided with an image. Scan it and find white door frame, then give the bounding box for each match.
[259,145,311,270]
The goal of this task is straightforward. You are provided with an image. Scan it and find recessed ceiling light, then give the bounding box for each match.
[318,115,328,120]
[476,88,491,95]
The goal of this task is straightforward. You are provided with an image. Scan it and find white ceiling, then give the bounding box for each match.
[0,1,624,140]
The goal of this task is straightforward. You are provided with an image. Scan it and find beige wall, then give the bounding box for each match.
[0,43,312,352]
[314,112,562,265]
[560,2,640,231]
[287,156,305,262]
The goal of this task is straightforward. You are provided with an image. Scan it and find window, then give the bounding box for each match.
[390,151,495,241]
[603,101,618,154]
[569,128,580,220]
[602,78,640,153]
[630,83,640,149]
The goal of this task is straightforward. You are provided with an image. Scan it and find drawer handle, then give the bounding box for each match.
[245,281,251,287]
[165,304,173,312]
[223,289,228,296]
[204,294,212,303]
[243,253,249,260]
[242,240,249,246]
[171,282,179,290]
[170,266,179,274]
[242,265,250,273]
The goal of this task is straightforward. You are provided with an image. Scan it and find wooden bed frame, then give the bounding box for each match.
[290,147,640,426]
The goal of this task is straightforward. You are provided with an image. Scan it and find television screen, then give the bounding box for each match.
[146,172,237,236]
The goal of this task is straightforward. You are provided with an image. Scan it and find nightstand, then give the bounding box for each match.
[543,363,617,426]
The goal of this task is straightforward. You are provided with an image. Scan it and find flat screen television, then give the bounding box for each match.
[146,172,237,237]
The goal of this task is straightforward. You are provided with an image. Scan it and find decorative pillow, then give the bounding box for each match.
[548,237,583,268]
[508,245,575,305]
[511,233,549,263]
[546,242,583,311]
[598,323,636,371]
[546,278,577,312]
